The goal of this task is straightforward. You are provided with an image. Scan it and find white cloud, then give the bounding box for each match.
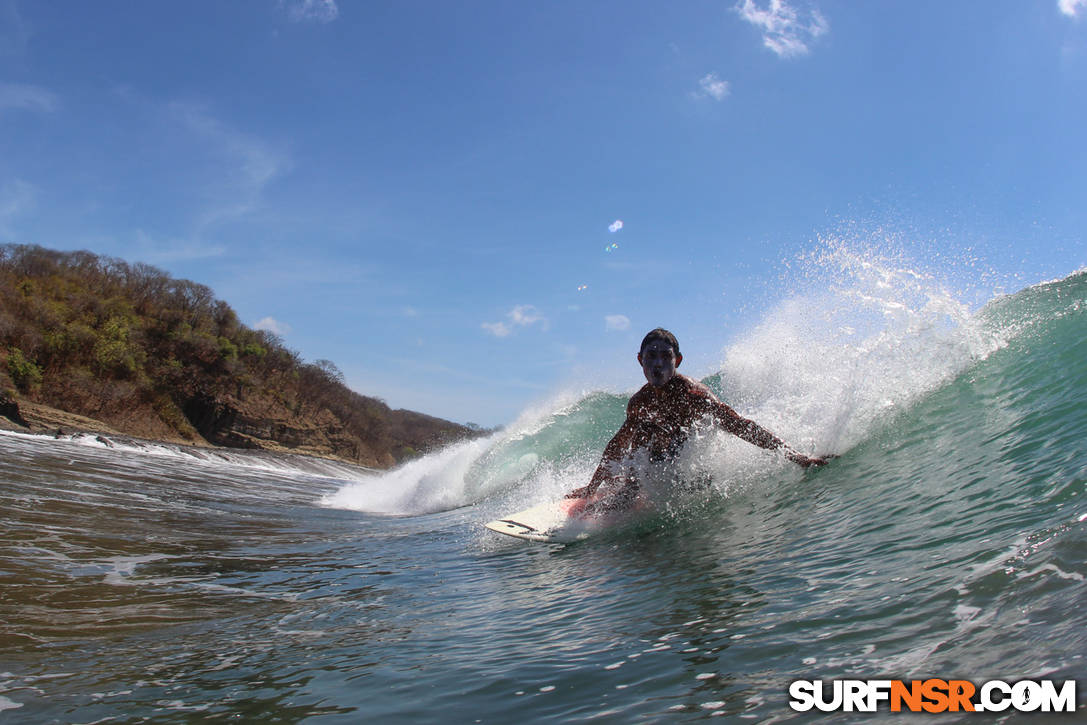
[608,219,624,233]
[735,0,829,58]
[1060,0,1087,17]
[255,317,292,336]
[509,304,544,326]
[284,0,339,23]
[0,82,60,113]
[605,314,631,332]
[481,321,511,338]
[697,73,731,101]
[482,304,547,338]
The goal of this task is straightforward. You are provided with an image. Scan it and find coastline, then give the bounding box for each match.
[0,398,199,443]
[0,397,377,470]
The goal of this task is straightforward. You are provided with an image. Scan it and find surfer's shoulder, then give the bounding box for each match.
[628,384,654,411]
[673,376,724,413]
[674,374,714,398]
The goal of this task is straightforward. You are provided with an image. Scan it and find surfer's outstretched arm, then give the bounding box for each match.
[709,399,829,468]
[566,419,639,498]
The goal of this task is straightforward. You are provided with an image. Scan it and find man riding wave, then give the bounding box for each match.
[567,328,829,508]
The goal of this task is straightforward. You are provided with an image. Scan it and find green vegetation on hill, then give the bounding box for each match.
[0,244,478,466]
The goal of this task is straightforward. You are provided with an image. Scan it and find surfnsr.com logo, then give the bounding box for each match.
[788,679,1077,713]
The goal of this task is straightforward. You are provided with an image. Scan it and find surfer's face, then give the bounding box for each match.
[638,340,681,388]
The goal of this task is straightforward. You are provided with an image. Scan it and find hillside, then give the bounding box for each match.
[0,244,481,467]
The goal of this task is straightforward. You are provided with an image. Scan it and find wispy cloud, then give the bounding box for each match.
[696,72,731,101]
[0,178,36,235]
[283,0,339,23]
[0,1,30,57]
[735,0,829,58]
[131,229,226,262]
[1059,0,1087,18]
[169,101,290,228]
[605,314,631,332]
[255,316,292,336]
[0,82,60,113]
[483,304,547,338]
[172,102,283,190]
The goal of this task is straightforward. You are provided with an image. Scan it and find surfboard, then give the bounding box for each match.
[484,495,639,543]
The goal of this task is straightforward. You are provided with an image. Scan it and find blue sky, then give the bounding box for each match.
[1,0,1085,426]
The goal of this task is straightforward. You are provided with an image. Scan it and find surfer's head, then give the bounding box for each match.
[638,328,682,388]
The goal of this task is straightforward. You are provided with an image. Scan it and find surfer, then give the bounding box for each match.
[566,328,829,507]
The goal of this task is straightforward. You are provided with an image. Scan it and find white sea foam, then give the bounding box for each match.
[0,696,23,712]
[320,434,501,514]
[0,427,375,483]
[319,393,599,514]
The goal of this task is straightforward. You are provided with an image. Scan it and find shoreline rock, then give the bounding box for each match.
[0,391,30,428]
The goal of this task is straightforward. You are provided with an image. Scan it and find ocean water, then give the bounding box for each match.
[1,253,1084,722]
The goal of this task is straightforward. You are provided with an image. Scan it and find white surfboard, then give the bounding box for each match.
[484,495,642,543]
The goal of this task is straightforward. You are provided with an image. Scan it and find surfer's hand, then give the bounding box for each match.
[785,449,834,468]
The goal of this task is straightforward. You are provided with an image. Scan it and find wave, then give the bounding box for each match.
[324,243,1083,517]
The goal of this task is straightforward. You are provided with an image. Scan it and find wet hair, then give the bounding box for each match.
[639,328,680,357]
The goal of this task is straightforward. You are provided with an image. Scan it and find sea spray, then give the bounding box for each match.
[710,238,1008,457]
